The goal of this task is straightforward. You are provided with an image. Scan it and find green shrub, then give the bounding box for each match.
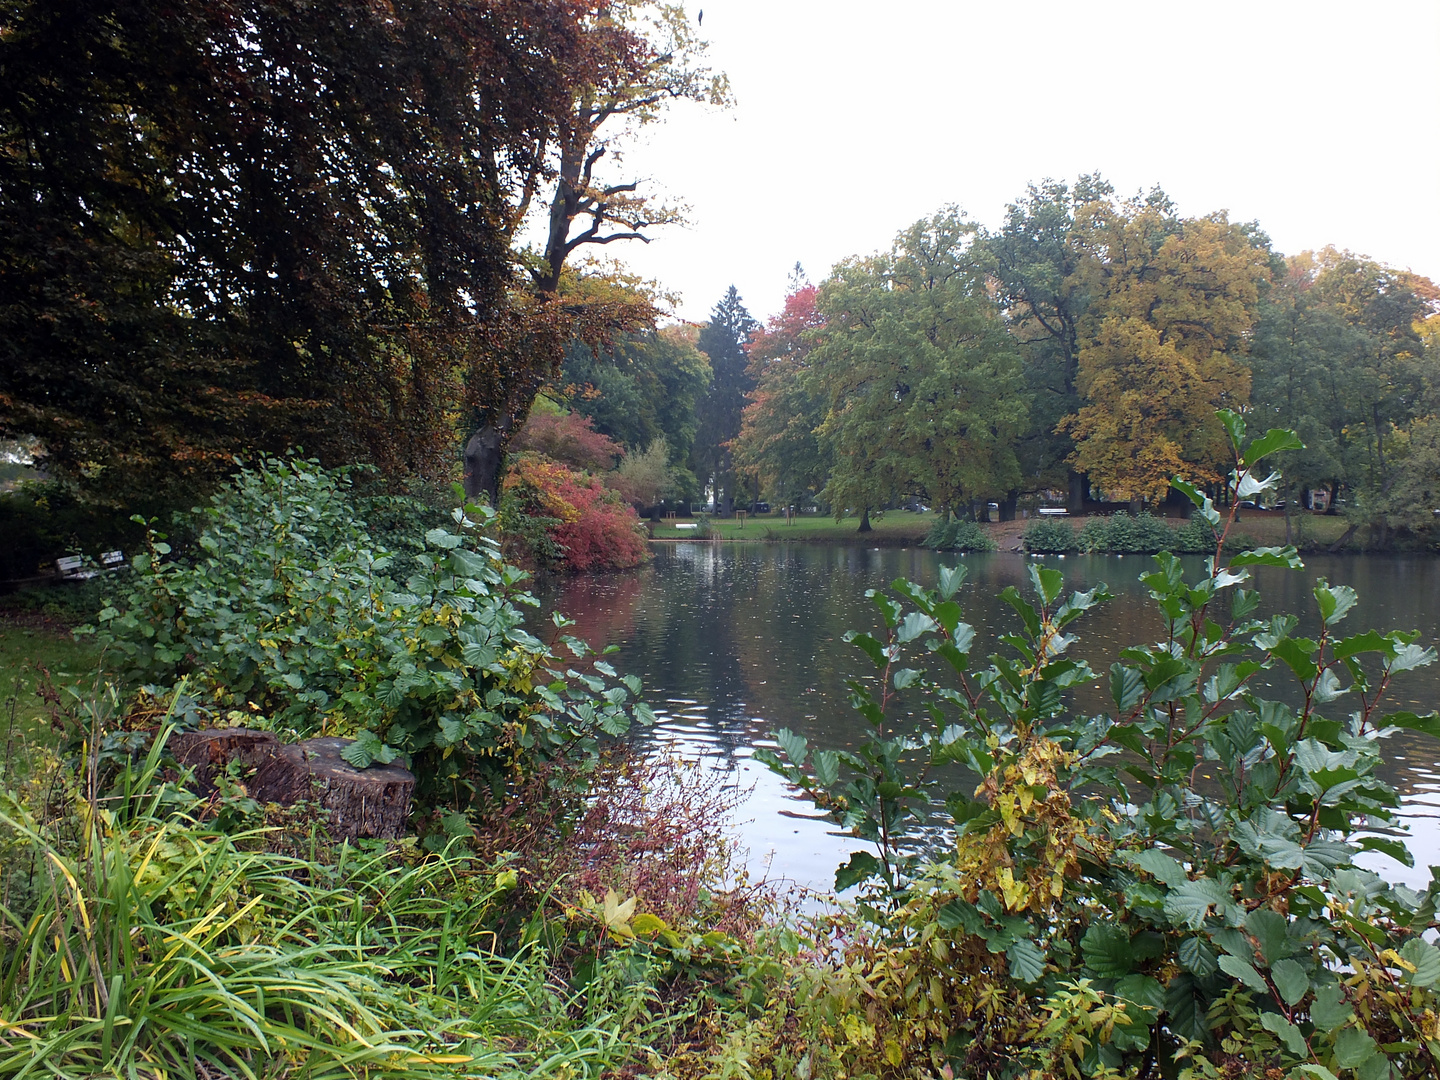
[921,518,996,552]
[1021,517,1079,553]
[90,457,650,806]
[758,417,1440,1079]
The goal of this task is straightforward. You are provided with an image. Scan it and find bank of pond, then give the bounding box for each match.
[4,460,1439,1080]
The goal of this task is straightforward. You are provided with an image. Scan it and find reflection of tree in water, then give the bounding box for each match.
[535,570,645,652]
[541,545,1440,884]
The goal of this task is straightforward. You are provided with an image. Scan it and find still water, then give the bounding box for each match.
[538,543,1440,893]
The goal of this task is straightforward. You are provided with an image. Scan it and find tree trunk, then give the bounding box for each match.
[1067,471,1086,515]
[1324,479,1340,514]
[998,492,1018,522]
[463,423,508,506]
[170,728,282,795]
[250,737,415,840]
[857,506,872,533]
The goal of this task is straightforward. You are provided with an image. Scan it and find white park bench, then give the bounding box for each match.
[55,551,125,580]
[1036,507,1070,517]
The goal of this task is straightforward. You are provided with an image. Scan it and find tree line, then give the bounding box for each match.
[0,0,722,520]
[668,177,1437,537]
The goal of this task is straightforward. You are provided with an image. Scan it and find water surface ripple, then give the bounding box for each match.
[537,544,1440,893]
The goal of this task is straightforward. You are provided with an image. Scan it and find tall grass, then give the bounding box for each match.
[0,720,638,1080]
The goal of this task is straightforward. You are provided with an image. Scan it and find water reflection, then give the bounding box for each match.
[538,545,1440,893]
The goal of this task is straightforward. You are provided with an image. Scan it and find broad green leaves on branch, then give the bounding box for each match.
[91,458,651,806]
[760,419,1440,1078]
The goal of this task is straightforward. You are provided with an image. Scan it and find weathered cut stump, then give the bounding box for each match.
[169,728,282,794]
[249,737,415,840]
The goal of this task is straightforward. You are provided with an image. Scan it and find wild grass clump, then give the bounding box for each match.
[0,700,784,1080]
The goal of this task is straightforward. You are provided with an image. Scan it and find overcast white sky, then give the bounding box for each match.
[597,0,1440,326]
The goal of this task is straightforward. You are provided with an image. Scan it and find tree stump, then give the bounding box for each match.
[169,728,282,794]
[249,737,415,841]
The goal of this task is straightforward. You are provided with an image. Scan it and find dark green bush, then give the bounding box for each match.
[1021,517,1079,553]
[90,457,650,806]
[921,518,997,553]
[759,416,1440,1079]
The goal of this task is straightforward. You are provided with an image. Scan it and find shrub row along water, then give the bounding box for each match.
[1022,510,1251,554]
[922,517,998,552]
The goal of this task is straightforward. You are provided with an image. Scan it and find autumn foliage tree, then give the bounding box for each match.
[0,0,614,510]
[734,277,832,508]
[1058,194,1271,502]
[500,455,647,572]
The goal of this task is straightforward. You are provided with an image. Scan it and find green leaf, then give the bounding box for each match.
[1217,409,1246,454]
[1029,563,1065,606]
[1270,957,1310,1006]
[1006,938,1047,984]
[937,564,966,600]
[812,750,840,788]
[425,527,463,549]
[844,631,890,670]
[1178,936,1218,977]
[775,728,808,768]
[1128,849,1187,887]
[1217,953,1270,996]
[896,611,937,644]
[1310,983,1354,1029]
[1241,427,1305,467]
[1110,664,1145,713]
[1383,711,1440,739]
[1259,1012,1308,1057]
[937,898,982,933]
[1164,877,1238,930]
[340,730,381,769]
[1228,546,1304,570]
[1114,974,1165,1020]
[1399,938,1440,988]
[1333,1025,1379,1069]
[1245,908,1295,965]
[835,851,881,892]
[1080,922,1134,978]
[1314,581,1357,626]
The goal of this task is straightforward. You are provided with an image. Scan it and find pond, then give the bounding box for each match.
[537,543,1440,894]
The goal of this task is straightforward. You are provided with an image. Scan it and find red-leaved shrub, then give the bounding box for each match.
[502,454,648,571]
[512,411,624,472]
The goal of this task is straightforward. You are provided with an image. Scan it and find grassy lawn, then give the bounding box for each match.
[0,606,100,770]
[649,509,940,543]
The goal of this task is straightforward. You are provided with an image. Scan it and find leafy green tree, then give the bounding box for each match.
[811,210,1028,528]
[985,175,1113,511]
[0,0,595,511]
[734,280,833,510]
[560,324,711,497]
[691,286,759,514]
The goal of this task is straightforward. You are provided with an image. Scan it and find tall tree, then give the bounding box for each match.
[0,0,599,509]
[810,211,1028,527]
[985,175,1112,511]
[1059,195,1271,502]
[461,3,729,504]
[691,287,759,513]
[560,323,711,497]
[734,280,833,509]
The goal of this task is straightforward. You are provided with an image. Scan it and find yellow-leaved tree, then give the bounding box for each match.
[1059,194,1271,501]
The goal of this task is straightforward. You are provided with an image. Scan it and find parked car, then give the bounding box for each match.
[752,502,771,514]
